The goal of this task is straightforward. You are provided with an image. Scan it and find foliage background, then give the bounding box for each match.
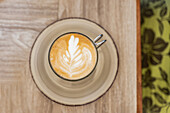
[141,0,170,113]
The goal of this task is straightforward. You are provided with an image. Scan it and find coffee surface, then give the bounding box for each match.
[49,33,97,80]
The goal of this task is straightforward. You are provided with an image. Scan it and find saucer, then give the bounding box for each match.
[30,18,119,105]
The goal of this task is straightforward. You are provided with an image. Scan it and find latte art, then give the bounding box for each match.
[49,33,97,80]
[59,36,92,77]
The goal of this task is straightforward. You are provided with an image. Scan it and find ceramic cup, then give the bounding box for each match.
[48,32,106,81]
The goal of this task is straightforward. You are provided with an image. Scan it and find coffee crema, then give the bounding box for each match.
[49,33,97,80]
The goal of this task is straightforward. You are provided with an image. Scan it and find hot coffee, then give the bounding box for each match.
[49,33,97,80]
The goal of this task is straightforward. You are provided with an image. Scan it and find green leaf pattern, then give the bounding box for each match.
[160,6,167,17]
[141,0,170,113]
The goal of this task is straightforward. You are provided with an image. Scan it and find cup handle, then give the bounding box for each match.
[94,34,107,48]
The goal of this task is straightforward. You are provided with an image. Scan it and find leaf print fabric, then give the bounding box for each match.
[141,29,168,68]
[141,0,170,113]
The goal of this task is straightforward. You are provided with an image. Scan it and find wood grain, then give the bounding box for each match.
[0,0,141,113]
[137,0,142,113]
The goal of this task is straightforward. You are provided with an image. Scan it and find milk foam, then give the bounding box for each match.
[57,35,92,77]
[50,33,97,80]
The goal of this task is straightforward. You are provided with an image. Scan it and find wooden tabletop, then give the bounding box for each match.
[0,0,141,113]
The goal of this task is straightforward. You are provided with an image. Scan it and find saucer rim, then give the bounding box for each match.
[29,17,119,106]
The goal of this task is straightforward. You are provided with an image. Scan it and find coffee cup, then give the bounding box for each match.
[48,32,106,81]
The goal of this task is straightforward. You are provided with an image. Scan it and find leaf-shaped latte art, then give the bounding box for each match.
[50,33,97,80]
[58,35,92,77]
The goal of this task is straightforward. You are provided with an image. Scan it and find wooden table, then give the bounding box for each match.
[0,0,141,113]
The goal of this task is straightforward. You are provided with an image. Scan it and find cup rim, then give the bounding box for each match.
[48,32,99,81]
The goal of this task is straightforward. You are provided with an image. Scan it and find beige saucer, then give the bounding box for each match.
[30,18,119,105]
